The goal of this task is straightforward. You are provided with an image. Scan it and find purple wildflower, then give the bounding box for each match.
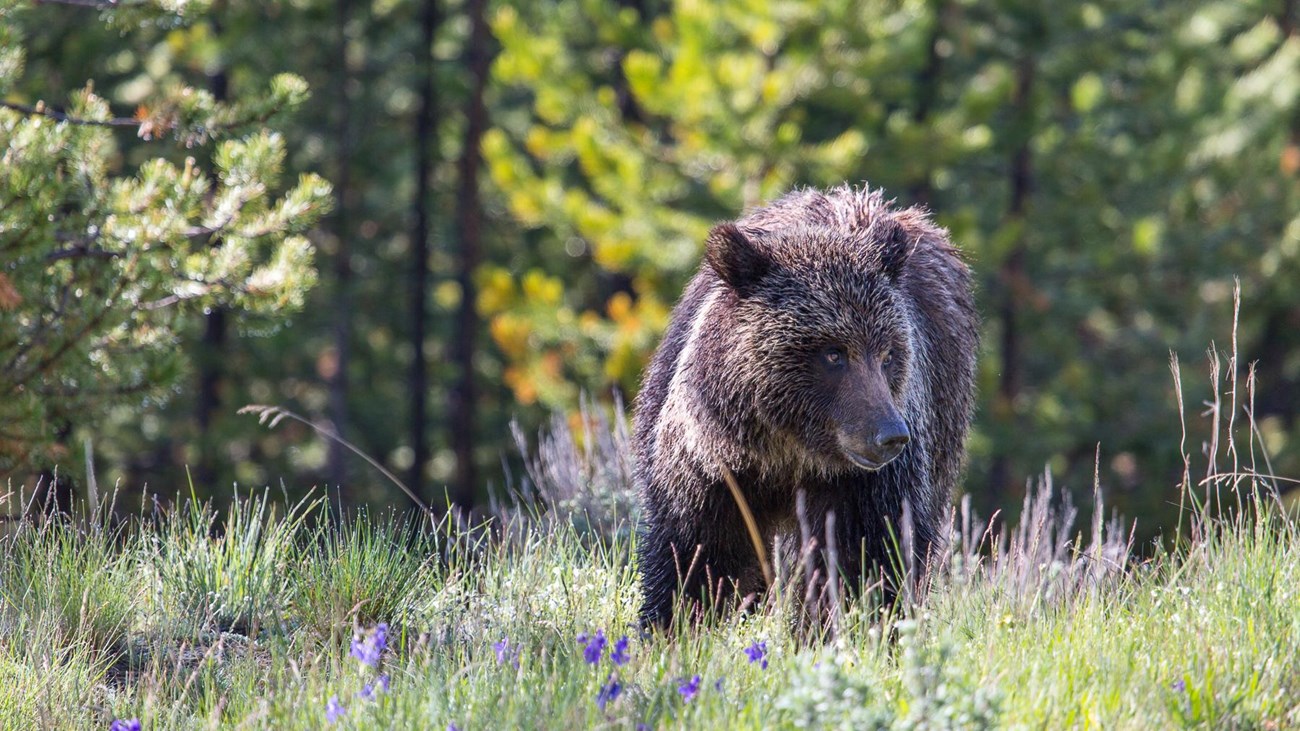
[493,637,522,669]
[678,674,701,702]
[448,725,460,731]
[358,674,390,701]
[109,721,141,731]
[1172,679,1186,693]
[714,678,724,692]
[350,623,388,668]
[744,641,768,670]
[325,696,346,723]
[596,674,623,710]
[636,725,651,731]
[610,635,630,666]
[579,629,607,665]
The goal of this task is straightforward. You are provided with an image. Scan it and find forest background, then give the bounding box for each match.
[4,0,1299,546]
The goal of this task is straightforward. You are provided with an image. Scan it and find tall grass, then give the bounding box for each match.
[149,491,310,637]
[0,509,138,654]
[290,509,441,639]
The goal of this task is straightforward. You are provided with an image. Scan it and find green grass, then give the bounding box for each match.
[0,479,1296,730]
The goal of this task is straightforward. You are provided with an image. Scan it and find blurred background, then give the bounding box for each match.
[2,0,1298,547]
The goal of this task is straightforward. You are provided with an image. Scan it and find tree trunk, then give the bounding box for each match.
[409,0,440,500]
[196,20,230,490]
[195,306,226,487]
[612,0,648,125]
[907,0,950,207]
[449,0,491,509]
[328,0,355,491]
[1255,0,1300,430]
[988,54,1035,502]
[42,421,74,516]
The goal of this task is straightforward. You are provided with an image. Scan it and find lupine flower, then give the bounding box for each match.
[357,674,390,701]
[744,641,768,670]
[714,678,724,692]
[492,638,521,669]
[325,696,346,723]
[596,674,623,710]
[678,674,701,702]
[1172,679,1186,693]
[448,725,460,731]
[578,629,607,665]
[610,635,630,666]
[110,721,141,731]
[350,623,389,668]
[636,725,651,731]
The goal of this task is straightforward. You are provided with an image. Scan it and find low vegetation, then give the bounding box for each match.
[1,481,1295,729]
[2,341,1296,730]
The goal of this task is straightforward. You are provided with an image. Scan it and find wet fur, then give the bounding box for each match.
[634,185,979,628]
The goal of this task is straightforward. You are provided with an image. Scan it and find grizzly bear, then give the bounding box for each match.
[634,184,978,628]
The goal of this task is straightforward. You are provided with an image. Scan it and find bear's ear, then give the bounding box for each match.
[876,219,913,281]
[705,222,770,291]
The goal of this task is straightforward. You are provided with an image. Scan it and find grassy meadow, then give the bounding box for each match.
[2,357,1298,731]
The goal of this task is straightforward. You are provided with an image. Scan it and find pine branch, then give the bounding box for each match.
[0,100,138,128]
[31,0,147,7]
[45,246,120,262]
[1,99,288,140]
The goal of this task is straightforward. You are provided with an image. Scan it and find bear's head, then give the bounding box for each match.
[704,218,916,473]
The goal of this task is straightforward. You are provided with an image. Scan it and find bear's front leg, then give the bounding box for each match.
[637,495,765,629]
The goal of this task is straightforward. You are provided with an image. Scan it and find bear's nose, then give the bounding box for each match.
[876,427,910,452]
[839,420,910,470]
[870,423,910,462]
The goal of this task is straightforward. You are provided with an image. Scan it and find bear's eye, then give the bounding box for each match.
[881,350,894,367]
[821,347,847,370]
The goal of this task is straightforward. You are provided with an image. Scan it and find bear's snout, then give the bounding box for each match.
[837,418,909,471]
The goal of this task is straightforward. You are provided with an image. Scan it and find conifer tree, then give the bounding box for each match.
[0,0,330,473]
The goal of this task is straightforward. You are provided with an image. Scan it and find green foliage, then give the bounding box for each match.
[7,0,1300,545]
[151,491,310,635]
[0,0,329,473]
[775,649,897,729]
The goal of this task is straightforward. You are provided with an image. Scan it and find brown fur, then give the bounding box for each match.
[634,184,979,628]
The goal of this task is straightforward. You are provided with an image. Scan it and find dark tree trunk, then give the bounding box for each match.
[409,0,440,500]
[195,23,230,490]
[988,54,1035,502]
[42,421,74,516]
[611,0,648,125]
[907,0,951,207]
[1255,0,1300,430]
[195,306,226,487]
[328,0,355,490]
[449,0,491,509]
